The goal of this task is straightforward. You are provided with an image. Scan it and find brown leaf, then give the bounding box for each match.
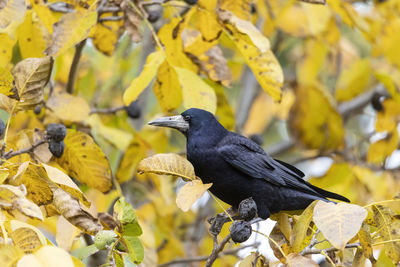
[121,0,142,42]
[284,253,319,267]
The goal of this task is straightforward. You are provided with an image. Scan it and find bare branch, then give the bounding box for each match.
[90,106,125,115]
[99,16,123,22]
[205,234,232,267]
[301,242,360,256]
[2,139,47,160]
[66,39,87,94]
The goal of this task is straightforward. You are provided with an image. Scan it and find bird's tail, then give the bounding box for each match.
[308,184,350,202]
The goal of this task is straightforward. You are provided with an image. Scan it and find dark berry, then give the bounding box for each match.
[0,119,5,138]
[124,101,141,119]
[46,123,67,142]
[238,197,257,221]
[183,0,197,5]
[147,10,160,23]
[49,141,65,158]
[229,221,252,243]
[34,105,42,115]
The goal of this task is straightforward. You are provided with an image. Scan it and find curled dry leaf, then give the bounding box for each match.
[0,184,43,220]
[176,180,212,212]
[120,0,142,43]
[52,186,102,235]
[11,56,53,110]
[8,220,47,253]
[284,253,319,267]
[137,153,196,181]
[313,201,367,250]
[56,130,112,193]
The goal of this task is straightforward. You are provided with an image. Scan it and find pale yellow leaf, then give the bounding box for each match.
[9,220,47,253]
[137,153,196,181]
[86,114,133,150]
[45,11,97,56]
[174,66,217,114]
[42,163,90,207]
[290,201,318,253]
[47,91,90,123]
[313,201,367,249]
[56,130,112,193]
[285,253,319,267]
[176,180,212,212]
[0,244,23,267]
[34,245,74,267]
[153,60,182,113]
[218,0,252,20]
[123,50,165,105]
[0,0,26,29]
[56,216,80,251]
[11,56,53,110]
[17,254,42,267]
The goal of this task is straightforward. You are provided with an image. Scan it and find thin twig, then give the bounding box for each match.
[66,39,87,94]
[2,139,47,160]
[301,242,360,256]
[90,106,125,115]
[158,243,259,267]
[99,16,123,22]
[205,234,232,267]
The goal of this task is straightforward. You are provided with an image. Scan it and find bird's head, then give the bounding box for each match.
[148,108,226,137]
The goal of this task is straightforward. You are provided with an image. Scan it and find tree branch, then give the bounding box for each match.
[66,39,87,94]
[301,242,360,256]
[90,106,125,115]
[2,139,47,160]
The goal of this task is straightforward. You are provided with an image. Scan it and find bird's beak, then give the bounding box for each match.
[148,115,189,133]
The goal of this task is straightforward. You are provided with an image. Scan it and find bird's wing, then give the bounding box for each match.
[217,134,321,194]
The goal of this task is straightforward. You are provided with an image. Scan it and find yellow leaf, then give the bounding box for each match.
[45,11,97,56]
[47,91,90,123]
[335,59,372,101]
[137,153,196,181]
[213,82,235,130]
[153,60,182,113]
[158,16,197,71]
[290,201,318,253]
[11,56,53,110]
[17,254,42,267]
[289,84,344,150]
[0,184,43,220]
[0,0,26,29]
[90,18,123,56]
[226,28,283,101]
[174,66,217,114]
[372,205,400,264]
[0,244,23,266]
[0,33,16,68]
[313,201,367,249]
[12,162,53,206]
[296,39,328,86]
[9,220,47,253]
[358,222,375,264]
[33,245,74,267]
[176,180,212,212]
[375,17,400,68]
[42,163,90,207]
[56,130,112,193]
[196,8,222,42]
[375,99,400,132]
[116,137,148,183]
[375,72,400,103]
[285,253,319,267]
[239,252,267,266]
[218,9,270,53]
[17,10,49,58]
[277,4,310,37]
[32,3,58,34]
[86,114,133,150]
[123,50,166,105]
[367,131,399,164]
[0,67,16,97]
[218,0,252,20]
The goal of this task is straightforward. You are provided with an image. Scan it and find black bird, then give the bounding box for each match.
[149,108,349,219]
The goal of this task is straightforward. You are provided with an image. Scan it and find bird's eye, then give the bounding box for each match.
[183,115,191,121]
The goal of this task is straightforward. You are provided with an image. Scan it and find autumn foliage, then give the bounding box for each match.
[0,0,400,266]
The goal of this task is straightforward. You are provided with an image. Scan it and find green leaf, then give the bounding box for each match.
[113,197,142,236]
[72,244,99,260]
[121,236,144,264]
